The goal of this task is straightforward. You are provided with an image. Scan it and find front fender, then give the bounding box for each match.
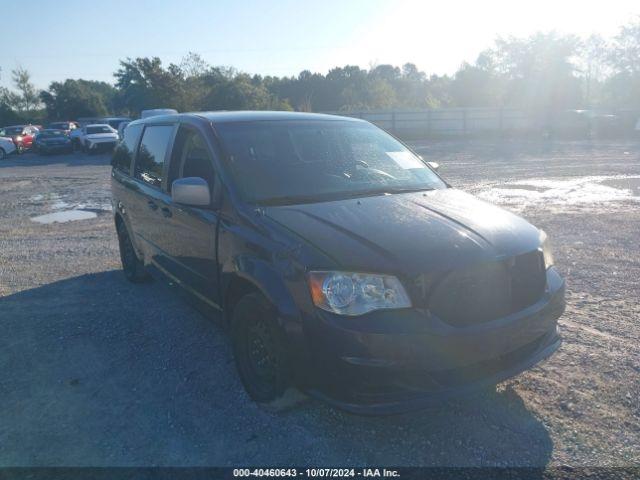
[225,254,301,322]
[223,255,312,383]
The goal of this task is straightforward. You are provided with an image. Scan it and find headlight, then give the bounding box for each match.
[15,136,23,142]
[308,271,411,316]
[539,230,554,268]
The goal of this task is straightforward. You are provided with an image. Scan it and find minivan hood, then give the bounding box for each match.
[264,188,541,275]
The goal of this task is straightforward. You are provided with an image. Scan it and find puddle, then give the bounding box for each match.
[28,191,111,224]
[31,210,97,224]
[77,202,112,212]
[478,175,640,212]
[600,177,640,196]
[51,200,70,210]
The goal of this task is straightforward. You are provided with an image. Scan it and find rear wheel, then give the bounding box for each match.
[232,293,293,405]
[116,220,149,283]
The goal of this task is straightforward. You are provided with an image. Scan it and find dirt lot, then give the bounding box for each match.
[0,141,638,467]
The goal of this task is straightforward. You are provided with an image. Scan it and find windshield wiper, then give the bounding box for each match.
[257,189,395,206]
[257,194,339,206]
[256,187,434,206]
[382,187,435,194]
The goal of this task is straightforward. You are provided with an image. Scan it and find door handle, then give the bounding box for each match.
[147,200,158,211]
[161,207,172,218]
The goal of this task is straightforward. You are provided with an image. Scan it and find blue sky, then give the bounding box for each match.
[0,0,638,89]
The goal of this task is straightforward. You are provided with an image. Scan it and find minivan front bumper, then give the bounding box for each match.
[303,267,565,415]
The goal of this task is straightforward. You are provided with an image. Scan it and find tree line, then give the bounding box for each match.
[1,19,640,125]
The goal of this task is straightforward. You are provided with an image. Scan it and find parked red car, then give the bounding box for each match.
[0,125,39,153]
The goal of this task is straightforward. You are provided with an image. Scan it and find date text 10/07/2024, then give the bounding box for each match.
[233,468,401,478]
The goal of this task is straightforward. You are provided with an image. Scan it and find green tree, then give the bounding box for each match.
[604,19,640,108]
[480,32,583,111]
[451,62,503,107]
[203,74,290,111]
[11,66,40,113]
[40,79,114,119]
[114,57,187,114]
[581,34,610,107]
[609,18,640,74]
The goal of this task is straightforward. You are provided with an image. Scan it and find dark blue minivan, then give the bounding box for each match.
[111,111,564,414]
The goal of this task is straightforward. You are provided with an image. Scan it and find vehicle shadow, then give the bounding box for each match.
[0,151,111,168]
[0,271,552,468]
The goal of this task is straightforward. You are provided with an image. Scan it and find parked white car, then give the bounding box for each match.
[0,136,17,159]
[80,124,119,153]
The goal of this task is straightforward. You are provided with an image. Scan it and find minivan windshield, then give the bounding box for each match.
[215,120,446,204]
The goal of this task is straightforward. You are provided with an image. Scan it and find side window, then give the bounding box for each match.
[168,126,215,192]
[112,123,142,174]
[135,125,174,188]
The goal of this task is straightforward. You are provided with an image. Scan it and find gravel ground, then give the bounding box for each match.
[0,141,638,467]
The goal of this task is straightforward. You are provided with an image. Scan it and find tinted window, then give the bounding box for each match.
[86,125,113,134]
[3,127,23,135]
[168,126,215,192]
[216,120,446,204]
[112,123,143,174]
[39,130,65,137]
[135,125,174,188]
[182,134,215,187]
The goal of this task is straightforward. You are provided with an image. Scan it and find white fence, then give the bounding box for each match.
[326,108,639,139]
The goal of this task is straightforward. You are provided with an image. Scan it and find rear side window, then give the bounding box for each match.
[135,125,174,188]
[112,123,142,174]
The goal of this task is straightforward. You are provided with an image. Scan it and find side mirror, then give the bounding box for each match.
[171,177,210,207]
[427,161,440,171]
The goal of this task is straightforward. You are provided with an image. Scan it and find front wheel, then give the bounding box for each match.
[232,293,293,405]
[116,220,149,283]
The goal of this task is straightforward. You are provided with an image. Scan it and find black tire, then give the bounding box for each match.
[0,148,5,160]
[116,220,150,283]
[232,293,292,404]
